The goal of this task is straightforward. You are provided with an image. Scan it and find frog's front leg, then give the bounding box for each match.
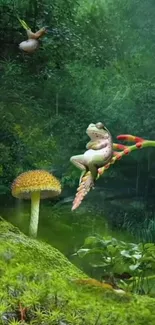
[86,140,107,150]
[70,154,88,184]
[86,141,99,150]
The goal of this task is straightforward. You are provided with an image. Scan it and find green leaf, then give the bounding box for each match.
[84,236,98,246]
[107,245,118,256]
[76,248,91,258]
[144,243,155,249]
[132,254,142,260]
[129,263,140,271]
[120,250,131,258]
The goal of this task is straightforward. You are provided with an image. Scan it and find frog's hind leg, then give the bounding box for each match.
[70,155,88,184]
[70,155,86,171]
[88,162,98,182]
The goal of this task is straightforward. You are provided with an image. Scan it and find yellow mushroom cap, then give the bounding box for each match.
[11,170,61,199]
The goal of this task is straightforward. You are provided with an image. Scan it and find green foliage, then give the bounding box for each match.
[75,235,155,295]
[1,0,155,222]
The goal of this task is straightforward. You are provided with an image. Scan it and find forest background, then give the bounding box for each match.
[1,0,155,237]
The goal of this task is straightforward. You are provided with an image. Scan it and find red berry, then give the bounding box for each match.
[116,154,122,160]
[124,148,130,155]
[136,142,143,148]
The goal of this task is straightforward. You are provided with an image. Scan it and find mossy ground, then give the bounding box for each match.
[0,217,155,325]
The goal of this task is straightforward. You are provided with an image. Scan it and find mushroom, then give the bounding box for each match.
[11,170,61,238]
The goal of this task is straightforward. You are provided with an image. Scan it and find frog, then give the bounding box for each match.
[70,122,113,186]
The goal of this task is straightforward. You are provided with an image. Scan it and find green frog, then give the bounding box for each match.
[70,122,113,186]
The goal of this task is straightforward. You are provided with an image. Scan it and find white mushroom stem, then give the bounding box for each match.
[29,191,40,238]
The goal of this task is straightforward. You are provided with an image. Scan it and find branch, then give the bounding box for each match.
[97,135,155,177]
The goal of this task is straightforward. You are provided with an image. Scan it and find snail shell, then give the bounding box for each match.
[19,39,39,53]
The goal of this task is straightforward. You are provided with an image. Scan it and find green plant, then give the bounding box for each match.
[74,235,155,295]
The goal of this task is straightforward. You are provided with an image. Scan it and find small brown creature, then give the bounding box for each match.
[18,18,46,53]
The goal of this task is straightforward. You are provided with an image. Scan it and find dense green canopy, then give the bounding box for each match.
[0,0,155,199]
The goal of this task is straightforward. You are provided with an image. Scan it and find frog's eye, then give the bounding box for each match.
[96,122,104,129]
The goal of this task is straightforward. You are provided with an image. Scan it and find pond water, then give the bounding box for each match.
[0,198,134,256]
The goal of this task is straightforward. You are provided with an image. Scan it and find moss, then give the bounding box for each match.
[0,217,155,324]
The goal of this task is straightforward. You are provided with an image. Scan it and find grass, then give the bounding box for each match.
[123,216,155,242]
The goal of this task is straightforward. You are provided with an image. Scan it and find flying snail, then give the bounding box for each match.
[18,17,47,53]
